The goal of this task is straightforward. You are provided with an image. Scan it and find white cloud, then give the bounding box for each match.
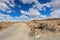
[0,2,10,12]
[0,13,13,22]
[20,0,37,4]
[1,0,59,21]
[20,8,41,20]
[20,0,51,11]
[48,0,60,18]
[19,15,29,20]
[20,10,28,15]
[0,12,29,22]
[33,2,43,10]
[0,0,15,13]
[43,3,51,8]
[20,0,40,10]
[40,15,47,19]
[14,15,29,22]
[20,6,49,20]
[30,18,41,20]
[28,8,40,18]
[29,15,47,20]
[51,0,60,9]
[20,0,43,10]
[3,0,15,7]
[19,0,54,20]
[20,7,40,19]
[49,9,60,18]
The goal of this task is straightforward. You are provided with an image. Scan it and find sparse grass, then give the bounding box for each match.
[0,18,60,34]
[28,19,60,34]
[0,22,16,30]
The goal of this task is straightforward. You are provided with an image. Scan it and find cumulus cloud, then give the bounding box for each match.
[20,10,28,15]
[19,15,29,20]
[0,13,13,22]
[0,2,10,12]
[0,0,14,13]
[28,8,40,18]
[13,15,29,22]
[20,0,51,10]
[48,0,60,18]
[20,0,52,20]
[49,9,60,18]
[29,15,47,20]
[40,15,47,19]
[20,0,37,4]
[1,0,60,22]
[43,3,51,8]
[1,0,15,7]
[20,7,41,18]
[33,1,43,10]
[20,0,43,10]
[51,0,60,9]
[20,6,49,20]
[0,12,29,22]
[20,7,41,20]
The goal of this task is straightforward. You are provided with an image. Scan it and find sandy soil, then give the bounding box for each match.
[0,23,60,40]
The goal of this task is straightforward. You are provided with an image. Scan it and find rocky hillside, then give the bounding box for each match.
[27,18,60,34]
[0,18,60,40]
[0,18,60,34]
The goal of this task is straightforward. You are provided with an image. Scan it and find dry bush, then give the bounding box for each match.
[0,22,16,30]
[28,20,60,34]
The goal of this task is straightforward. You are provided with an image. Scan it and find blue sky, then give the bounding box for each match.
[0,0,60,22]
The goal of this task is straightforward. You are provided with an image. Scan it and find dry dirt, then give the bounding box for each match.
[0,18,60,40]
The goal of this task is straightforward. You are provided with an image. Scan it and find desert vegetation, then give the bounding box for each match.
[0,22,16,31]
[0,18,60,34]
[28,18,60,35]
[0,18,60,40]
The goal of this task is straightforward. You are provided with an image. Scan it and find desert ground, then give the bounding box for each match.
[0,18,60,40]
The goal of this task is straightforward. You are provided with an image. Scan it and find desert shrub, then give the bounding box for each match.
[38,23,56,33]
[56,21,60,26]
[45,23,56,32]
[46,26,56,32]
[0,27,2,29]
[38,23,44,30]
[38,23,48,30]
[57,23,60,26]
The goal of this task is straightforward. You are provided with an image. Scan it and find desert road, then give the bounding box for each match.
[0,23,60,40]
